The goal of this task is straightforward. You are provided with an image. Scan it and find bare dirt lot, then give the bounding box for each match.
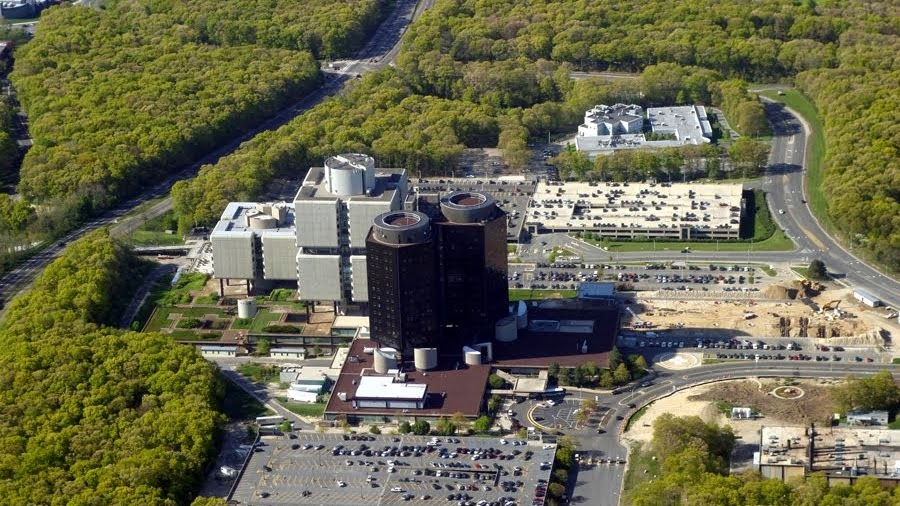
[624,378,836,446]
[627,285,896,345]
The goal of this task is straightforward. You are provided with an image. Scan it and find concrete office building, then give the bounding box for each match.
[293,154,408,311]
[435,191,509,343]
[366,211,439,355]
[210,202,297,294]
[577,104,644,137]
[647,105,712,145]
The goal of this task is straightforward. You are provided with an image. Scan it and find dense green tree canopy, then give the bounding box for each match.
[832,371,900,415]
[0,96,17,178]
[10,0,387,207]
[0,230,224,505]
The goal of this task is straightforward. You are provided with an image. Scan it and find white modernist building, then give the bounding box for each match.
[577,104,644,137]
[209,154,407,310]
[210,201,298,293]
[294,154,407,308]
[575,103,713,156]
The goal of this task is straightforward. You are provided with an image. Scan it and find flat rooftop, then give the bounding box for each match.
[647,105,712,145]
[356,376,428,401]
[295,166,405,202]
[325,339,490,418]
[210,202,295,237]
[528,181,743,234]
[760,425,900,477]
[493,303,619,368]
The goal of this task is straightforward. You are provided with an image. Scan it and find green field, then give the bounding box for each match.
[508,289,577,300]
[237,363,282,384]
[278,399,327,417]
[622,442,661,496]
[250,308,283,332]
[595,230,794,253]
[144,306,228,332]
[759,90,828,231]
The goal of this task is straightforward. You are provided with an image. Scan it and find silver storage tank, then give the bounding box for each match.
[413,347,438,371]
[237,298,258,319]
[494,316,518,342]
[374,347,399,374]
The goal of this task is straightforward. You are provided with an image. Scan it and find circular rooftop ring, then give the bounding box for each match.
[372,211,431,245]
[440,191,497,223]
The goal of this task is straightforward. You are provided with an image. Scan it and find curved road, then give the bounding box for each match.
[0,0,430,308]
[577,361,900,506]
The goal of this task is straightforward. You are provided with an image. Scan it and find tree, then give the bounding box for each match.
[488,374,507,389]
[808,259,827,280]
[434,417,456,436]
[547,482,566,499]
[256,337,271,355]
[579,398,599,415]
[411,420,430,435]
[487,394,502,413]
[651,414,736,475]
[728,137,770,177]
[609,346,624,370]
[599,370,615,388]
[450,412,470,434]
[630,354,649,374]
[548,362,561,379]
[398,421,412,434]
[832,371,900,414]
[473,415,493,433]
[613,363,632,385]
[279,421,292,433]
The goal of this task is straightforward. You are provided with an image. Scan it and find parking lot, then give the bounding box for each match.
[229,433,557,506]
[413,178,534,242]
[627,336,884,363]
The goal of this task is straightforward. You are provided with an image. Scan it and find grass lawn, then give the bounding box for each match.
[125,230,184,246]
[596,230,793,253]
[250,308,283,332]
[193,293,220,305]
[759,90,828,230]
[277,399,327,417]
[760,265,777,277]
[509,289,577,300]
[792,266,811,278]
[624,405,649,432]
[167,330,222,340]
[222,379,273,419]
[237,363,282,384]
[145,306,228,332]
[622,442,661,496]
[231,318,253,330]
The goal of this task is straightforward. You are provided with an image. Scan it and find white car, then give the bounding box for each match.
[499,439,508,445]
[778,209,785,214]
[337,481,346,487]
[391,486,404,492]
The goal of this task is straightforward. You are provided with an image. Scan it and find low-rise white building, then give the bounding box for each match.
[352,375,427,410]
[647,105,712,145]
[199,345,238,357]
[577,104,643,137]
[269,347,306,359]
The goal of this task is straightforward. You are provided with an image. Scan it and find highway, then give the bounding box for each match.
[0,0,428,308]
[759,99,900,307]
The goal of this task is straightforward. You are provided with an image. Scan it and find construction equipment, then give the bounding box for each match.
[822,300,841,311]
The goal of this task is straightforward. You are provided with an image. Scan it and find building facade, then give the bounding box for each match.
[366,211,439,355]
[435,192,509,344]
[577,104,643,137]
[294,154,407,311]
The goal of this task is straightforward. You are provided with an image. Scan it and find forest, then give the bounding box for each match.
[0,96,17,178]
[0,230,224,505]
[10,4,323,205]
[176,0,896,268]
[626,414,900,506]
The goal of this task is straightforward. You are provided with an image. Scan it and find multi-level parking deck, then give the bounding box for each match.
[528,181,744,240]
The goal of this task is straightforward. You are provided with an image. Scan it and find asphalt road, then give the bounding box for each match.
[759,100,900,307]
[572,361,900,506]
[0,0,429,309]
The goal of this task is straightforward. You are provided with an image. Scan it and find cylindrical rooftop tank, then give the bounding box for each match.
[463,347,482,366]
[247,212,277,229]
[374,347,399,374]
[371,211,431,245]
[324,153,375,196]
[440,191,497,224]
[494,316,518,342]
[413,347,438,371]
[237,298,258,319]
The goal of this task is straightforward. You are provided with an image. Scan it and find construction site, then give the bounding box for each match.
[621,280,896,346]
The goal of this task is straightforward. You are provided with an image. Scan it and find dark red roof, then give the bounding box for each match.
[493,305,619,368]
[325,339,490,418]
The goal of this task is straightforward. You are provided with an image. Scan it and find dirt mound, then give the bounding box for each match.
[689,380,834,425]
[764,285,798,300]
